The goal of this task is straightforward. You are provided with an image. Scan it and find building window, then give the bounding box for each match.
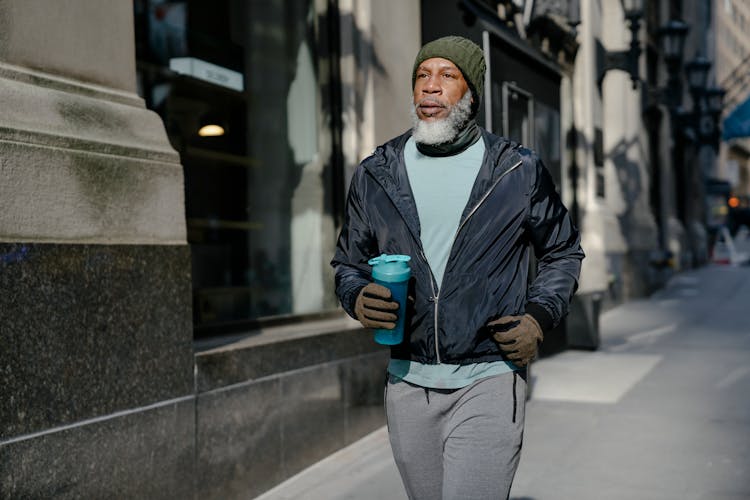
[134,0,340,335]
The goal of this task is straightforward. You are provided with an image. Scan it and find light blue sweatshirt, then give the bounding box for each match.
[387,136,517,389]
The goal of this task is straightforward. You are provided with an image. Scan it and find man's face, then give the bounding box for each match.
[413,57,471,122]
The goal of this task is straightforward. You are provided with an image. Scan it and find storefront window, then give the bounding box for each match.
[134,0,339,335]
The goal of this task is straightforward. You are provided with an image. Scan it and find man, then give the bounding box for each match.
[331,36,584,499]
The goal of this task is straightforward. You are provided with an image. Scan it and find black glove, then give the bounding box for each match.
[354,283,399,329]
[488,314,543,367]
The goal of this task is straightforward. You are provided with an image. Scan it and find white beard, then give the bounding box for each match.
[410,91,473,145]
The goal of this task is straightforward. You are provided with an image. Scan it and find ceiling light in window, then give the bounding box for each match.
[198,124,225,137]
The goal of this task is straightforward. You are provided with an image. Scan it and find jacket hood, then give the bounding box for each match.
[365,128,520,180]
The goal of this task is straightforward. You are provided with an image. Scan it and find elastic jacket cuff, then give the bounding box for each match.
[525,302,554,333]
[343,281,369,319]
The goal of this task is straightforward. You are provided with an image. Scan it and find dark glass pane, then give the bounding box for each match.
[503,83,532,146]
[134,0,338,333]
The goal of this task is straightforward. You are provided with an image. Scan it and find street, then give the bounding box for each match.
[256,263,750,500]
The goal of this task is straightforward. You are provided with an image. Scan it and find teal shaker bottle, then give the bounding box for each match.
[367,254,411,345]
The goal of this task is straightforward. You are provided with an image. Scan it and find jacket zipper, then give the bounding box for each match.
[365,149,523,365]
[419,248,441,363]
[431,159,523,363]
[367,155,444,362]
[454,160,523,237]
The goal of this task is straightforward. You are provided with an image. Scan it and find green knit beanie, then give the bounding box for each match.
[412,36,486,98]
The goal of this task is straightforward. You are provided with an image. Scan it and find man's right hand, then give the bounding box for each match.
[355,283,399,329]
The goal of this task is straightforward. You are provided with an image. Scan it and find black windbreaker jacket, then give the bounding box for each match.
[331,128,584,365]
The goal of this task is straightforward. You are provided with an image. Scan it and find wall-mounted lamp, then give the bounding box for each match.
[657,19,690,110]
[676,55,725,148]
[658,19,689,66]
[699,86,726,148]
[655,19,692,226]
[683,55,713,143]
[684,55,711,97]
[597,0,644,89]
[650,19,724,244]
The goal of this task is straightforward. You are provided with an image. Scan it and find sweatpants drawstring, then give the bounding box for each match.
[424,386,430,404]
[512,371,518,423]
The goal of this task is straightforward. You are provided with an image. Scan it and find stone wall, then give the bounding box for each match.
[1,281,387,499]
[194,322,387,499]
[0,2,391,498]
[0,1,193,497]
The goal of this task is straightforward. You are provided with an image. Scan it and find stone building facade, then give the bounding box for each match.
[1,0,725,498]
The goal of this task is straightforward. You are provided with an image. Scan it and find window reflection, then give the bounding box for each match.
[134,0,338,334]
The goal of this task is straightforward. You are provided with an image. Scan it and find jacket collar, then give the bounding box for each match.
[461,129,524,220]
[362,130,422,243]
[361,128,523,241]
[363,128,519,183]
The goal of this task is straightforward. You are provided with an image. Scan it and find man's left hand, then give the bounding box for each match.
[487,314,543,367]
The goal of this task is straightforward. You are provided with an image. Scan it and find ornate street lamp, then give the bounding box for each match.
[621,0,643,17]
[682,55,714,146]
[684,55,711,97]
[658,19,689,66]
[597,0,644,89]
[655,19,691,228]
[702,86,726,148]
[657,19,690,110]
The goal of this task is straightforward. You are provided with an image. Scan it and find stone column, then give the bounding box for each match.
[0,1,194,498]
[575,0,613,306]
[600,0,660,297]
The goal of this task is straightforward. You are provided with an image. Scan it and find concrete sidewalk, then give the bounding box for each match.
[256,264,750,500]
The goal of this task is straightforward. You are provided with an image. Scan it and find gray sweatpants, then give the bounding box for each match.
[385,371,526,500]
